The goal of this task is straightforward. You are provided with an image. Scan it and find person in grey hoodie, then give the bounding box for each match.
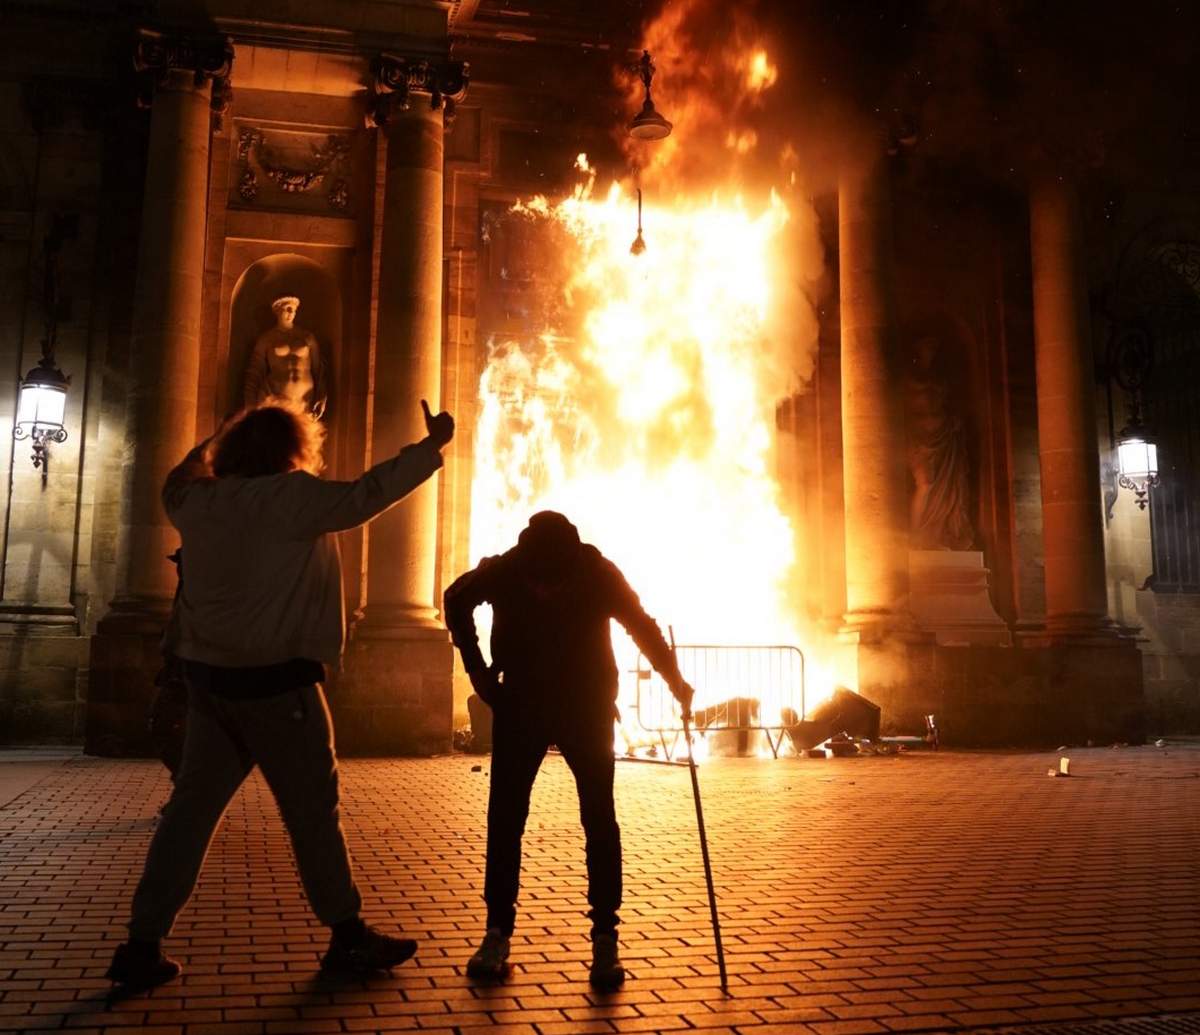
[106,399,453,992]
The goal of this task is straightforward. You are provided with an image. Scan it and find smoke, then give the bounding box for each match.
[620,0,780,191]
[624,0,1200,191]
[613,0,860,394]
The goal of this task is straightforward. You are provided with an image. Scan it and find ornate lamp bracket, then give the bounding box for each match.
[1103,321,1159,517]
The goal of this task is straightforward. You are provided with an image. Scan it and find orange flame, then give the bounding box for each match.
[468,16,841,750]
[472,171,799,633]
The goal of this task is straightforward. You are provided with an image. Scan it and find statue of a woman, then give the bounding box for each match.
[904,336,975,550]
[242,295,328,418]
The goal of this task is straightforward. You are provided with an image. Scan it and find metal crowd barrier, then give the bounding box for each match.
[630,644,806,760]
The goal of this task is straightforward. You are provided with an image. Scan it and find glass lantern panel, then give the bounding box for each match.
[16,382,67,429]
[1117,437,1157,481]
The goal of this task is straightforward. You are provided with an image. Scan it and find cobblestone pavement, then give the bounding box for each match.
[2,741,1200,1034]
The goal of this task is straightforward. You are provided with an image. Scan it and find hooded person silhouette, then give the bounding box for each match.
[444,511,694,989]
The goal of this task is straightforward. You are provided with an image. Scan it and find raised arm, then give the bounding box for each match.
[161,438,214,514]
[286,401,454,536]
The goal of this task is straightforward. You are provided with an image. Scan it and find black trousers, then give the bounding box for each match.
[484,705,621,939]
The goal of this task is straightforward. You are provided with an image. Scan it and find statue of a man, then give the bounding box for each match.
[243,295,328,418]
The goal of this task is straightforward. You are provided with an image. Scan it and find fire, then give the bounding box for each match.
[466,14,841,753]
[473,163,797,632]
[745,50,778,93]
[469,165,828,741]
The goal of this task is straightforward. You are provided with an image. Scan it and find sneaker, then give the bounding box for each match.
[589,933,625,991]
[320,925,418,974]
[105,942,182,990]
[465,927,511,979]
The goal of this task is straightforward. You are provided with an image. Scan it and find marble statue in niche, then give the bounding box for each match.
[242,295,328,419]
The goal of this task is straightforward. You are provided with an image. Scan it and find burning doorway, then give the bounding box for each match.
[468,157,833,755]
[454,0,860,755]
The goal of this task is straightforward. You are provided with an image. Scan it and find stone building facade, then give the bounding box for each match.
[1,0,1197,752]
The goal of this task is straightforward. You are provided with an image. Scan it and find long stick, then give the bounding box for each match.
[671,627,728,990]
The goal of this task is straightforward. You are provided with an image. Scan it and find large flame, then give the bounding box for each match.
[474,162,798,638]
[467,12,836,752]
[470,161,824,727]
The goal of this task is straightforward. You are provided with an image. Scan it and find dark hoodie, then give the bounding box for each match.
[443,511,681,726]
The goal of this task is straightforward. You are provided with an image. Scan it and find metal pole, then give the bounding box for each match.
[672,629,728,989]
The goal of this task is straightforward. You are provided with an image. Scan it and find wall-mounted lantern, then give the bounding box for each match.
[1115,405,1159,510]
[15,356,70,476]
[1103,322,1158,516]
[15,216,74,484]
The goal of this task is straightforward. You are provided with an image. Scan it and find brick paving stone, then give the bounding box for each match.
[3,744,1200,1033]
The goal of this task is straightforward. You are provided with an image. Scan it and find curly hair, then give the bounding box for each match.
[207,403,326,478]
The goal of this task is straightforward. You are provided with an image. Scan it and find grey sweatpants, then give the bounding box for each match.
[127,682,362,942]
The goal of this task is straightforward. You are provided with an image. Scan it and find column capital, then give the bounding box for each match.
[366,53,469,130]
[133,28,234,120]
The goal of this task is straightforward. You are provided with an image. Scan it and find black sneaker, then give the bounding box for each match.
[589,933,625,991]
[320,925,418,974]
[105,942,182,990]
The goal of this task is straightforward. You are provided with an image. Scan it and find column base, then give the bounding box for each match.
[96,596,174,637]
[85,627,167,758]
[86,597,174,757]
[353,603,445,637]
[335,631,455,756]
[838,609,927,645]
[1019,614,1127,647]
[834,636,1146,748]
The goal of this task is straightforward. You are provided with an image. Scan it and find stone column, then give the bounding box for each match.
[360,98,446,633]
[337,57,466,756]
[837,150,909,639]
[87,32,231,755]
[102,32,232,630]
[1028,172,1112,639]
